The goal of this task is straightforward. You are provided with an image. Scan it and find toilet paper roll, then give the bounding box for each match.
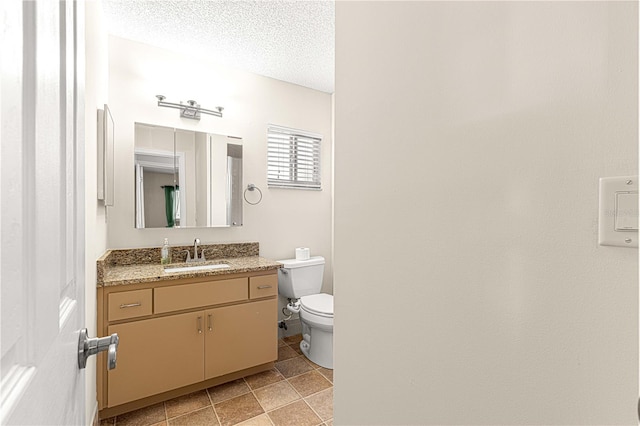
[295,247,310,260]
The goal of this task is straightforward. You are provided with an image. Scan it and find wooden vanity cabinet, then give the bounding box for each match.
[204,299,276,379]
[107,311,205,407]
[97,272,278,417]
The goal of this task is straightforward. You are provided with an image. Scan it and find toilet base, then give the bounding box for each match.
[300,323,333,369]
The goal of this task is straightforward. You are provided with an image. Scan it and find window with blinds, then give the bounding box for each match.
[267,125,322,190]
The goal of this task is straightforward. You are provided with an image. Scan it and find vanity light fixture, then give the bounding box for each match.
[155,95,224,120]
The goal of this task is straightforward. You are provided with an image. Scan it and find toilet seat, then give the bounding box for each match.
[300,293,333,318]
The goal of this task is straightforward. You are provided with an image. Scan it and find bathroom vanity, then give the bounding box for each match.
[96,242,280,418]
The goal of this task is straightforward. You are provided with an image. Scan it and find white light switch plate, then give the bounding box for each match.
[598,176,638,248]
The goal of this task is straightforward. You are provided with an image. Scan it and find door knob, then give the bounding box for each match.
[78,328,119,370]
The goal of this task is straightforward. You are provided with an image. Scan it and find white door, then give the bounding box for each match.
[1,0,87,424]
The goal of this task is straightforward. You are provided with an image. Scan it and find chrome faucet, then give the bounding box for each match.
[193,238,200,261]
[192,238,206,262]
[185,238,206,263]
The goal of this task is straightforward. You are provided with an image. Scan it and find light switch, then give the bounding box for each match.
[614,191,639,231]
[598,176,638,248]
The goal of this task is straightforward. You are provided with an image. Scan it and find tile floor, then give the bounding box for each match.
[100,334,333,426]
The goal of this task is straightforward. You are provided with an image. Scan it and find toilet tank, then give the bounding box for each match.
[277,256,325,299]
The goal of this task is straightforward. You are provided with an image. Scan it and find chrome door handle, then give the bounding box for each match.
[78,328,119,370]
[108,341,118,370]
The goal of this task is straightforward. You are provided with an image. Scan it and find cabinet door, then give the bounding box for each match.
[204,299,277,380]
[108,311,204,407]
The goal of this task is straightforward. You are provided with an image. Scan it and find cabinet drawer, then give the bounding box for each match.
[249,274,278,299]
[155,278,248,314]
[108,289,153,321]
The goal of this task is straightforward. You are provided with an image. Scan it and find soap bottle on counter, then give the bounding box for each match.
[161,238,172,265]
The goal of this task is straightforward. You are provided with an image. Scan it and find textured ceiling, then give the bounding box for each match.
[102,0,335,93]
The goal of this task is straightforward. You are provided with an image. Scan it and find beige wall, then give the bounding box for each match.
[84,1,109,423]
[335,2,638,425]
[107,36,333,295]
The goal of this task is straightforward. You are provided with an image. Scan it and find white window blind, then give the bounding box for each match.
[267,125,322,190]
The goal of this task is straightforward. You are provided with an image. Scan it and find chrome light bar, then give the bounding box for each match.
[155,95,224,120]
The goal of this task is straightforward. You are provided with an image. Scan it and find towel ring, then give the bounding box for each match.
[243,184,263,205]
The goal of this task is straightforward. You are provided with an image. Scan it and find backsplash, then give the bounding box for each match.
[97,242,260,283]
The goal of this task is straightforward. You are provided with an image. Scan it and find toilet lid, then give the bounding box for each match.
[300,293,333,317]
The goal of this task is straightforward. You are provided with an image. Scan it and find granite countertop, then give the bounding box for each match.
[99,256,282,287]
[97,242,282,287]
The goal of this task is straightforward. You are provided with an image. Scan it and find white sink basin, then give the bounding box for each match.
[164,263,230,274]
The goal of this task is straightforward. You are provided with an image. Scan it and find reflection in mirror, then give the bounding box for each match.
[134,123,243,228]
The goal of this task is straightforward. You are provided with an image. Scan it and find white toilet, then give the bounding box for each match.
[277,256,333,369]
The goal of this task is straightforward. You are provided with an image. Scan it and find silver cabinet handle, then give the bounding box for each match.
[257,285,272,289]
[78,328,119,370]
[208,314,213,331]
[197,316,202,334]
[119,302,141,309]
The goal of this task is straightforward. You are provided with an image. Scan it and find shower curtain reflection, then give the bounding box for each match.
[162,185,179,227]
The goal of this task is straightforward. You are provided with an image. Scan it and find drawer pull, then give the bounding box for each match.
[208,314,213,331]
[257,285,272,289]
[119,302,142,309]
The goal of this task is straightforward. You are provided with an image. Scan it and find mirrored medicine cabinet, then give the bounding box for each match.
[134,123,243,229]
